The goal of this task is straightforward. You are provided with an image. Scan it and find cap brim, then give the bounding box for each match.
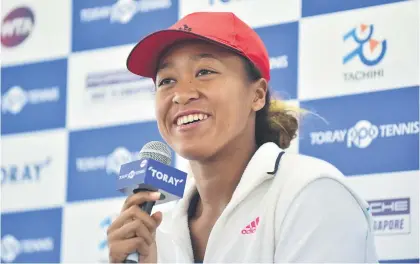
[126,29,242,79]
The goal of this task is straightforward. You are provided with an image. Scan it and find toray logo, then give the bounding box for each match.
[1,234,54,263]
[1,7,35,47]
[119,170,138,180]
[1,86,60,115]
[148,166,184,186]
[310,120,419,149]
[80,0,171,24]
[1,157,51,185]
[343,24,387,66]
[76,147,138,175]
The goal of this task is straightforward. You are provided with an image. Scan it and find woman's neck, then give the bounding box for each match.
[189,136,257,218]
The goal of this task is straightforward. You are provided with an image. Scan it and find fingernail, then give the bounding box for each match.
[159,193,166,200]
[151,192,161,199]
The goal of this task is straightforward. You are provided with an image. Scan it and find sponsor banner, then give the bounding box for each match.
[346,171,419,260]
[299,1,419,100]
[1,130,68,213]
[1,0,70,66]
[67,121,171,202]
[179,0,300,28]
[302,0,407,17]
[1,59,67,135]
[72,0,178,51]
[368,197,411,236]
[255,22,298,100]
[299,86,419,176]
[61,197,124,263]
[67,45,156,131]
[1,208,62,263]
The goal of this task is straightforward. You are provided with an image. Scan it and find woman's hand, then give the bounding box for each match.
[107,191,163,263]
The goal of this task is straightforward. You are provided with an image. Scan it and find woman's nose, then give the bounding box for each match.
[172,80,199,105]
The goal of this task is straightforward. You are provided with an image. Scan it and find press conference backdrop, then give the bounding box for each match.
[1,0,419,263]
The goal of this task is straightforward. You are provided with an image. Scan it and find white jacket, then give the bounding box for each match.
[155,142,379,263]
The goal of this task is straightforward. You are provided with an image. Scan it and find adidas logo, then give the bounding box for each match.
[241,217,260,234]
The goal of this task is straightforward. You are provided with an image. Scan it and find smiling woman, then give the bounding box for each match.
[106,11,379,263]
[153,40,285,161]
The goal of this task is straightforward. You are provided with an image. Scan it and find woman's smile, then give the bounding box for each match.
[173,110,211,133]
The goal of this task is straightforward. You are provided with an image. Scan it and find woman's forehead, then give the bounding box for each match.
[158,40,234,64]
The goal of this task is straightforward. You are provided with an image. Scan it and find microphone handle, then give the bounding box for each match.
[123,188,157,263]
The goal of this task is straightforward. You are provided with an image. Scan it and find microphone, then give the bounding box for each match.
[116,141,187,263]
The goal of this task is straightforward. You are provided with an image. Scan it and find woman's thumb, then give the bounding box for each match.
[152,211,163,227]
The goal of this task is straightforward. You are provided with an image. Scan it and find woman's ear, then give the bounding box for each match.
[251,78,268,112]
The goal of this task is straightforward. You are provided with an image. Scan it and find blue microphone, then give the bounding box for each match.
[116,141,187,263]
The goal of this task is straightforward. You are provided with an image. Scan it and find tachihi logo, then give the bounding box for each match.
[343,24,387,66]
[1,6,35,47]
[310,119,419,148]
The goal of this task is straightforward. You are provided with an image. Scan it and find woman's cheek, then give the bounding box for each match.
[154,102,169,136]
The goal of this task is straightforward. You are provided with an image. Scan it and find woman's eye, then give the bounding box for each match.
[158,78,174,87]
[197,69,214,77]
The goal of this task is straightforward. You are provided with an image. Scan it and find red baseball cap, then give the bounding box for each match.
[126,12,270,81]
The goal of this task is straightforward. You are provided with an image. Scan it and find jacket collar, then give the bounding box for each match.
[171,142,285,220]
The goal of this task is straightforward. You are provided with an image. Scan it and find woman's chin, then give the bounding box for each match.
[174,142,215,162]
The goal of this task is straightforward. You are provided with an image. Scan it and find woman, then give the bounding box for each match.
[107,12,379,263]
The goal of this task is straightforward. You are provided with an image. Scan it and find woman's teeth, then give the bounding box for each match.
[177,114,208,125]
